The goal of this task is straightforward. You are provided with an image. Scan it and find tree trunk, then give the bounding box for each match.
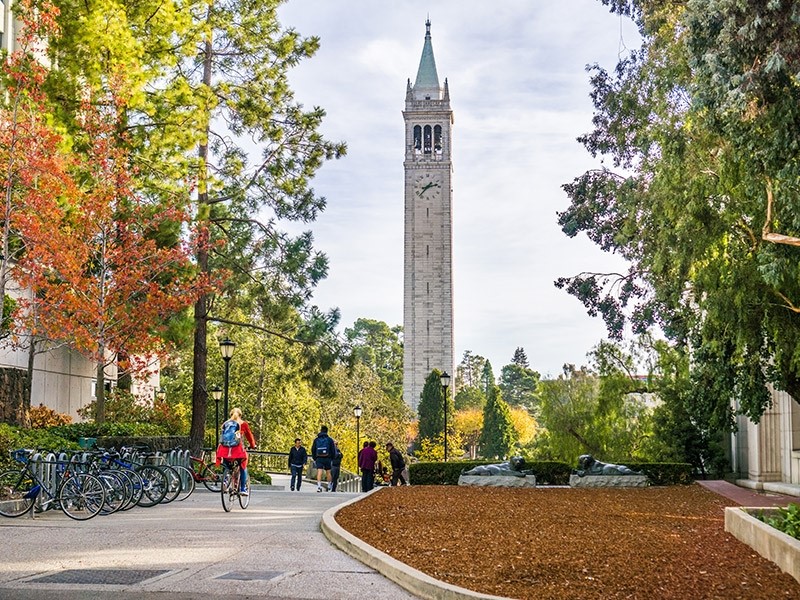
[188,13,214,456]
[95,355,106,423]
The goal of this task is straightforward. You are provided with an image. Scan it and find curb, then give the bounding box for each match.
[321,488,510,600]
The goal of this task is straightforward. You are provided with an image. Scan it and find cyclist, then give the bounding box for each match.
[216,407,257,494]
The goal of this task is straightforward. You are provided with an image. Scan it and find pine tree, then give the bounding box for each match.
[417,369,454,445]
[481,360,495,398]
[512,347,529,368]
[479,385,516,459]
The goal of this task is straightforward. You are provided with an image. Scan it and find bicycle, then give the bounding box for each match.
[220,458,250,512]
[0,449,106,520]
[190,454,223,492]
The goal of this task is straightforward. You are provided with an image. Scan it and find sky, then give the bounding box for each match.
[275,1,639,379]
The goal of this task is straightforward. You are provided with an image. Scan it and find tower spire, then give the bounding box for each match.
[413,19,441,100]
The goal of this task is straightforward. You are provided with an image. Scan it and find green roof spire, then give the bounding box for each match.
[413,19,441,100]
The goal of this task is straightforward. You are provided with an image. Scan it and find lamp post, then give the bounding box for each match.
[440,371,451,462]
[156,387,166,402]
[354,405,362,468]
[219,338,236,418]
[210,386,222,447]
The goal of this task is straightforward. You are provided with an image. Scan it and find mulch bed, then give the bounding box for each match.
[335,484,800,599]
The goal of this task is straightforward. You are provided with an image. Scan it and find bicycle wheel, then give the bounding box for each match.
[201,464,223,493]
[0,469,37,517]
[238,476,250,509]
[118,468,144,510]
[221,468,234,512]
[58,473,106,520]
[161,465,182,504]
[172,466,196,501]
[136,466,168,507]
[97,472,127,515]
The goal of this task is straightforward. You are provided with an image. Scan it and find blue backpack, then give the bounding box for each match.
[220,420,241,447]
[315,436,332,458]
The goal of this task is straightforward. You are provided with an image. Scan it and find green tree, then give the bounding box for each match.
[42,0,345,451]
[455,350,487,410]
[499,349,540,410]
[479,385,515,459]
[511,347,529,368]
[480,360,496,398]
[556,0,800,432]
[344,318,403,401]
[417,369,454,446]
[533,365,601,463]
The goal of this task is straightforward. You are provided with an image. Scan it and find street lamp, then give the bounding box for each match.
[210,386,222,447]
[440,371,451,462]
[155,387,166,402]
[354,405,362,469]
[219,338,236,418]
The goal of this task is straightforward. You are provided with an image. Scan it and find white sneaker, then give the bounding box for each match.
[317,486,322,492]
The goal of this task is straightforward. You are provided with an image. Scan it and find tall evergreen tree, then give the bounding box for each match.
[479,384,515,459]
[511,347,529,368]
[481,360,495,398]
[417,369,454,444]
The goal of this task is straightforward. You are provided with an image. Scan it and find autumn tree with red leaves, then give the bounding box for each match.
[4,2,213,423]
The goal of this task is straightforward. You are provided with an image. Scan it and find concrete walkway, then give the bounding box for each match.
[697,479,798,507]
[0,473,417,600]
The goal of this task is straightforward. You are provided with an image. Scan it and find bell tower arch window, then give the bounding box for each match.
[423,125,432,154]
[434,125,442,154]
[413,125,422,153]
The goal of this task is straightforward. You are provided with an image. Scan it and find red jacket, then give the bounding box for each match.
[215,421,256,463]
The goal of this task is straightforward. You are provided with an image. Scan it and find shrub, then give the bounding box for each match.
[623,462,693,485]
[29,404,72,428]
[409,460,691,486]
[758,504,800,540]
[247,466,273,485]
[0,423,79,471]
[409,459,572,486]
[47,422,169,442]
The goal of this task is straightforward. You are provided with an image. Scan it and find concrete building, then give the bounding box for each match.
[732,387,800,495]
[402,20,455,411]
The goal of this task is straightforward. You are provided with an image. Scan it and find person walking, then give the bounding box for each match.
[215,407,257,494]
[386,442,407,486]
[358,440,378,491]
[329,442,343,492]
[311,425,335,492]
[288,438,308,491]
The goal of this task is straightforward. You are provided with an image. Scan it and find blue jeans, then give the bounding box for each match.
[290,464,304,490]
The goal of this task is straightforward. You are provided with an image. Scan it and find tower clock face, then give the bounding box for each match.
[414,172,442,199]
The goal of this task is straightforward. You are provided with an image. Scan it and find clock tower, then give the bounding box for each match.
[402,20,455,411]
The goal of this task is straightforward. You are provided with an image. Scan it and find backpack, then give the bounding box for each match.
[315,435,332,458]
[220,419,241,447]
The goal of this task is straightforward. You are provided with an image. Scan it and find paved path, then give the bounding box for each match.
[0,474,417,600]
[697,479,798,507]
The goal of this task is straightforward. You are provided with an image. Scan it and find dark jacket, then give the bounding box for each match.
[331,445,343,468]
[288,445,308,468]
[311,432,334,460]
[388,447,405,471]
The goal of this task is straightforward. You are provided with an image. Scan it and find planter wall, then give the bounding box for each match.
[724,507,800,584]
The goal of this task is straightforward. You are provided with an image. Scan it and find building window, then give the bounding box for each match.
[413,125,422,153]
[434,125,442,154]
[423,125,432,154]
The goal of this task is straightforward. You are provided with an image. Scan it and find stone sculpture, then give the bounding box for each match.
[575,454,641,476]
[462,456,530,478]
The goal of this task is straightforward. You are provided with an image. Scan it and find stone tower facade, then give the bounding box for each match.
[402,20,455,411]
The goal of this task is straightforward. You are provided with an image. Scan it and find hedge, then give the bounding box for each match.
[409,460,572,486]
[409,460,694,486]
